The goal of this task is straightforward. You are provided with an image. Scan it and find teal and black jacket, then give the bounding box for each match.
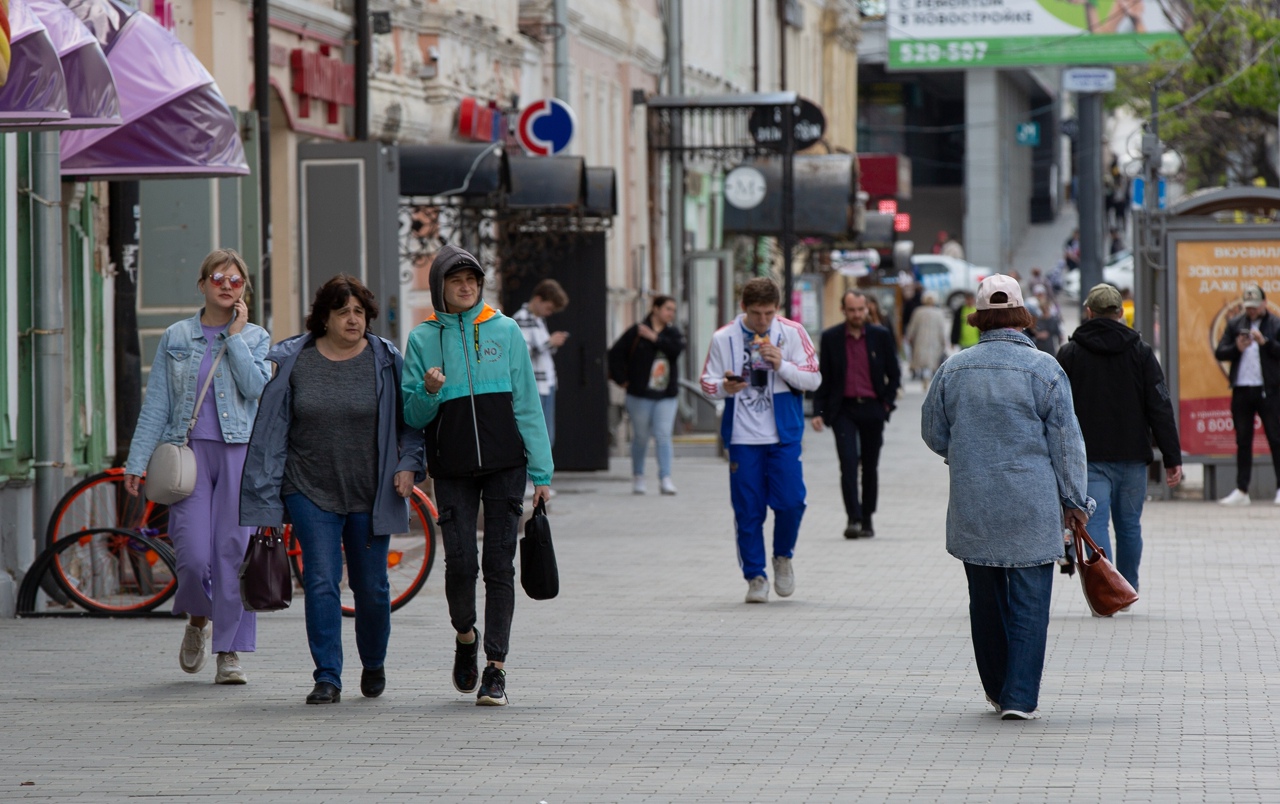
[402,246,553,486]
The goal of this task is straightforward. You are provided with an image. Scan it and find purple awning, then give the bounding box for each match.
[0,0,70,124]
[60,0,247,177]
[24,0,119,127]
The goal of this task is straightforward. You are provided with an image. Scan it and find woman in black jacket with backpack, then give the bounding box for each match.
[608,296,686,495]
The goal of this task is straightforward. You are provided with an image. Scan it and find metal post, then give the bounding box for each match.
[554,0,569,102]
[667,0,684,302]
[1077,91,1104,309]
[781,101,795,318]
[354,0,369,140]
[32,132,64,557]
[1134,85,1160,343]
[253,0,272,325]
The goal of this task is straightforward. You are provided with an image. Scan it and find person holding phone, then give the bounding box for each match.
[1214,284,1280,506]
[124,249,271,685]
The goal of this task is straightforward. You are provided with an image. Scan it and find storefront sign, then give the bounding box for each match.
[457,96,505,143]
[748,98,825,151]
[290,48,354,124]
[1175,240,1280,456]
[517,98,575,156]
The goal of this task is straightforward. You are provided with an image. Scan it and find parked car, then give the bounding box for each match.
[911,254,992,310]
[1061,249,1134,300]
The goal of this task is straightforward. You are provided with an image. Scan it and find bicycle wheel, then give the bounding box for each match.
[287,486,438,616]
[48,527,178,614]
[45,468,171,548]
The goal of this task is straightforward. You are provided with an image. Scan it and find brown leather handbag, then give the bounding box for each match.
[1070,520,1138,617]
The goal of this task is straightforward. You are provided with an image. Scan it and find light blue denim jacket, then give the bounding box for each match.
[124,311,272,477]
[921,328,1094,567]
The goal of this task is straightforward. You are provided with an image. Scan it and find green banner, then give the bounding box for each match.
[888,32,1181,70]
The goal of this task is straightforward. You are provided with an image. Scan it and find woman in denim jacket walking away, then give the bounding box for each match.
[921,275,1093,721]
[124,249,271,684]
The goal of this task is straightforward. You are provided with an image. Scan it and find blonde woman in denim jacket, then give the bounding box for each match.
[123,249,271,685]
[921,275,1093,721]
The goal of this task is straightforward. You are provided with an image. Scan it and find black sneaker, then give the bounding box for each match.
[452,629,481,694]
[861,515,875,538]
[476,665,508,706]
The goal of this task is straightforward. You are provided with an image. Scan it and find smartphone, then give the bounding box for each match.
[725,374,745,383]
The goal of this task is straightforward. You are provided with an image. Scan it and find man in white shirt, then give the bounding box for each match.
[1214,284,1280,505]
[513,279,569,447]
[700,278,822,603]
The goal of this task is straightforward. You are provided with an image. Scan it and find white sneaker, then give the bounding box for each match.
[659,477,678,495]
[772,556,795,597]
[214,652,247,685]
[1000,709,1041,721]
[179,622,211,674]
[632,476,647,495]
[1219,489,1251,506]
[745,576,769,604]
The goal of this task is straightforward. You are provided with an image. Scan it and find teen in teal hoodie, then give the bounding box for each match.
[401,244,552,706]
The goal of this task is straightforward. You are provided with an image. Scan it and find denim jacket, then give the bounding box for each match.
[124,312,272,476]
[239,333,427,536]
[921,328,1094,567]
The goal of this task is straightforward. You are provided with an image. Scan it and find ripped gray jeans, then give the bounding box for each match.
[434,465,526,664]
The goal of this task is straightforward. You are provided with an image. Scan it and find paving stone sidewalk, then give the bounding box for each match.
[2,387,1279,803]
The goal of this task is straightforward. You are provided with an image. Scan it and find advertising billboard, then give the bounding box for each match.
[887,0,1180,70]
[1174,240,1280,458]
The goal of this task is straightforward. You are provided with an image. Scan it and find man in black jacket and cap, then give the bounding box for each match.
[1212,284,1280,506]
[1057,284,1182,595]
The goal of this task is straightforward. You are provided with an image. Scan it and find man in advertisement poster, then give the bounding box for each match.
[1213,284,1280,506]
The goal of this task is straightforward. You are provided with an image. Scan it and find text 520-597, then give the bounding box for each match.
[897,41,988,64]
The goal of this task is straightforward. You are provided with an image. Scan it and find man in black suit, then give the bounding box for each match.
[813,290,902,538]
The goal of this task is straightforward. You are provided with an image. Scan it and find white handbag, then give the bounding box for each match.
[145,346,225,505]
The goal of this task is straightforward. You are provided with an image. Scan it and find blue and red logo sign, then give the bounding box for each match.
[516,98,576,156]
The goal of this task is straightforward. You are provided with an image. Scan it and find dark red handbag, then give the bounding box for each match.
[1070,520,1138,617]
[239,527,293,612]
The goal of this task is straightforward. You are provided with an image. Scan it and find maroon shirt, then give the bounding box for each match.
[844,329,876,398]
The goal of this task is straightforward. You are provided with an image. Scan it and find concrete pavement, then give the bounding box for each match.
[3,386,1280,802]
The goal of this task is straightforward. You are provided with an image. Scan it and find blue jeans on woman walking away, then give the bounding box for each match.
[626,394,678,479]
[964,562,1053,714]
[1086,461,1147,591]
[284,494,390,689]
[434,465,526,663]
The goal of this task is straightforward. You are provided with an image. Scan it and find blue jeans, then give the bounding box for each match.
[626,394,678,478]
[1085,461,1147,591]
[284,494,390,689]
[540,389,556,448]
[964,562,1053,713]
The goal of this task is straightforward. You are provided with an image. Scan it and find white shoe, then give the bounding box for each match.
[1000,709,1041,721]
[745,576,769,604]
[179,622,211,674]
[659,477,678,495]
[772,556,795,597]
[632,476,646,495]
[214,652,247,685]
[1219,489,1251,506]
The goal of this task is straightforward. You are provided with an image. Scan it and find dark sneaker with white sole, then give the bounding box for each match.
[476,665,507,706]
[453,629,481,694]
[1000,709,1041,720]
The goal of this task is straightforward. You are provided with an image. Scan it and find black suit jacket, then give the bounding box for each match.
[814,323,901,421]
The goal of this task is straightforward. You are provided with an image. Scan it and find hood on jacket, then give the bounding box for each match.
[429,245,486,314]
[1070,316,1141,356]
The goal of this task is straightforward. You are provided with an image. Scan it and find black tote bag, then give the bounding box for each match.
[239,528,293,612]
[520,500,559,600]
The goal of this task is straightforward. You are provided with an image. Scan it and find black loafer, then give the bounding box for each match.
[843,521,863,539]
[361,667,386,698]
[306,681,341,704]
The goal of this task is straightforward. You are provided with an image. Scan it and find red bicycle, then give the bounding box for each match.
[45,467,436,616]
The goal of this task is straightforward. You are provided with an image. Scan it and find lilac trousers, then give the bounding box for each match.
[168,439,256,653]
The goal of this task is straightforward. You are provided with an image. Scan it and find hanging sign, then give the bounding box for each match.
[748,97,826,151]
[517,98,576,156]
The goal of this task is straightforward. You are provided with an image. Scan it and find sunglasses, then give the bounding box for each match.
[209,272,245,289]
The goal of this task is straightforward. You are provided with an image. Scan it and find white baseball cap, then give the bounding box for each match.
[975,274,1025,310]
